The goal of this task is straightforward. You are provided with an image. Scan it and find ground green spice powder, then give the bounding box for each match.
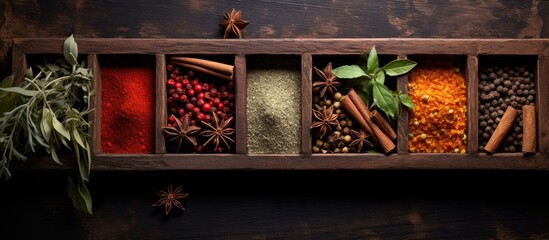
[247,56,301,153]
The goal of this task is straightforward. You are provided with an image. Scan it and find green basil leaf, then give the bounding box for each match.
[399,93,415,109]
[367,46,379,74]
[393,93,400,117]
[63,35,78,66]
[355,86,371,106]
[0,87,39,97]
[372,82,397,118]
[340,75,369,88]
[357,51,369,73]
[383,59,417,76]
[332,65,368,79]
[374,71,385,84]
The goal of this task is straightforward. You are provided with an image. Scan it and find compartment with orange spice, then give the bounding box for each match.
[407,56,468,153]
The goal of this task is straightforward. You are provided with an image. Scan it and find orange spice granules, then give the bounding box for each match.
[408,64,467,153]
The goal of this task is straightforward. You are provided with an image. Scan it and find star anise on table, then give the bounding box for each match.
[350,129,373,152]
[153,185,189,216]
[311,106,339,138]
[162,114,201,153]
[313,62,341,97]
[219,8,250,39]
[200,114,235,150]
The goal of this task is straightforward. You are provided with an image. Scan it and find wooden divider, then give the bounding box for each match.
[301,53,313,154]
[396,55,409,154]
[538,55,549,153]
[234,55,247,154]
[155,54,167,154]
[88,54,102,156]
[467,55,479,154]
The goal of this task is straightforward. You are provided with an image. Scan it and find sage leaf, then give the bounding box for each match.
[52,116,71,140]
[383,59,417,76]
[68,177,93,214]
[372,82,397,118]
[73,129,87,150]
[0,87,39,97]
[50,146,62,165]
[367,46,379,74]
[0,75,13,97]
[25,67,33,79]
[40,109,53,142]
[46,64,60,72]
[63,34,78,66]
[78,147,90,181]
[399,93,415,109]
[332,65,368,79]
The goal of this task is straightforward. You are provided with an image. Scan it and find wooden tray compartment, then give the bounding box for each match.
[477,55,539,153]
[10,38,549,170]
[406,55,469,153]
[95,55,157,155]
[164,54,239,154]
[308,54,399,154]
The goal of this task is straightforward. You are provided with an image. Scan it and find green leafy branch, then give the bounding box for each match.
[332,46,417,119]
[0,35,93,214]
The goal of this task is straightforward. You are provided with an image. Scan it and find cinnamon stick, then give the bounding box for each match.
[171,57,234,76]
[484,106,518,153]
[371,110,397,140]
[340,96,374,137]
[522,105,536,154]
[170,61,233,81]
[347,89,395,153]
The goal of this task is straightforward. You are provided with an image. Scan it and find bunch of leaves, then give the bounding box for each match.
[0,35,93,214]
[332,46,416,119]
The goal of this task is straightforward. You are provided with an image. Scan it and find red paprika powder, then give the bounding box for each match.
[100,57,155,153]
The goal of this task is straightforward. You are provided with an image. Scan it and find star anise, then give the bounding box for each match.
[200,114,235,150]
[219,8,250,39]
[313,62,341,97]
[163,114,201,153]
[153,185,188,216]
[350,129,374,152]
[327,132,343,148]
[311,106,339,138]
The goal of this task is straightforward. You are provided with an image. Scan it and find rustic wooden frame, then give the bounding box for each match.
[11,38,549,171]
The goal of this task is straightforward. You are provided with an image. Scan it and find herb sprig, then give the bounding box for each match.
[0,35,94,214]
[332,46,416,119]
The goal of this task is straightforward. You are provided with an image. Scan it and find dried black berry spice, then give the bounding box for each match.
[478,64,535,152]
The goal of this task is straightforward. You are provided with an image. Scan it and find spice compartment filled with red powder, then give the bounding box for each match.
[307,54,401,155]
[98,55,156,154]
[164,55,237,154]
[406,55,468,154]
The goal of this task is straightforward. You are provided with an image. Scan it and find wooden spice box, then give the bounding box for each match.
[11,38,549,170]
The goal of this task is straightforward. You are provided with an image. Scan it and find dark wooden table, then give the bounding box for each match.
[1,1,549,239]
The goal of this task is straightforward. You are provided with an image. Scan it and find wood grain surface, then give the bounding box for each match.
[2,1,549,239]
